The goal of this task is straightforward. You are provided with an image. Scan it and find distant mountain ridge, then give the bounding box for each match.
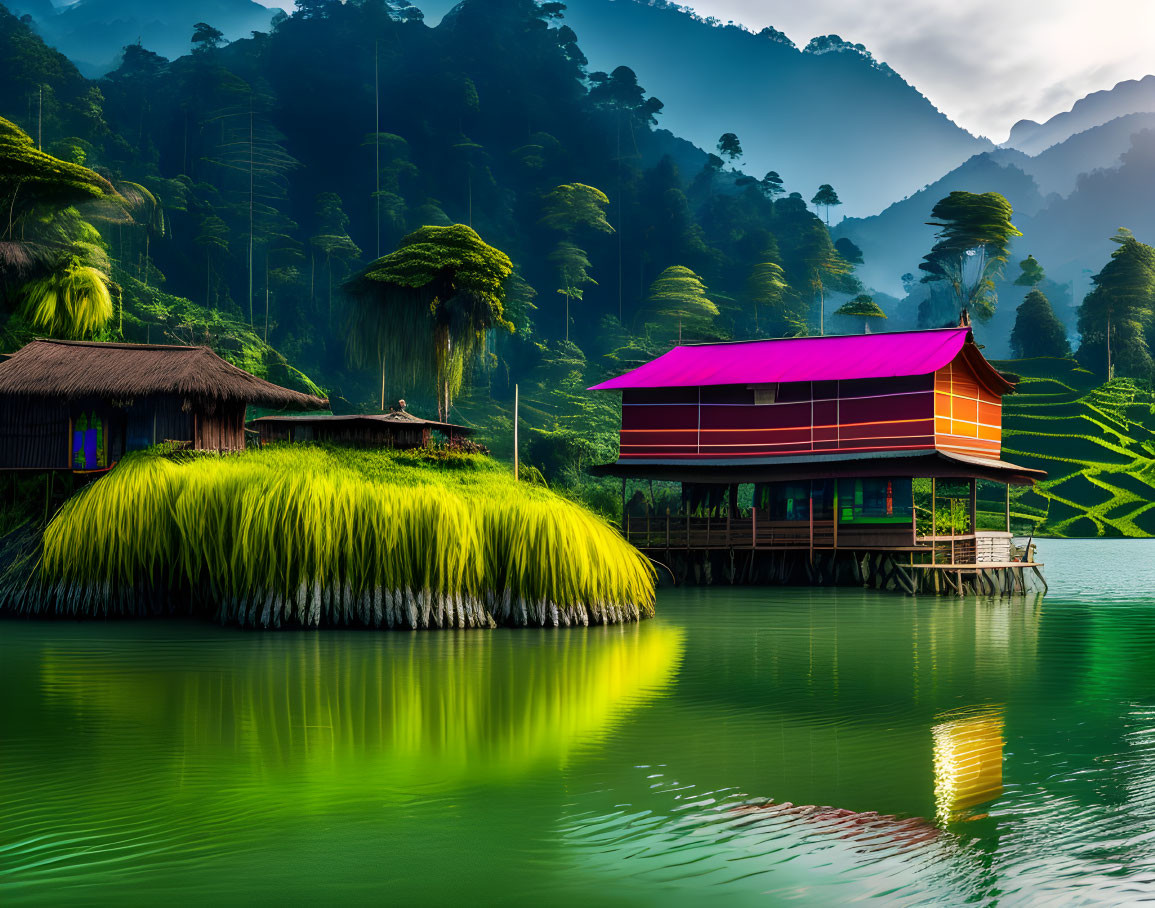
[553,0,991,218]
[1004,75,1155,155]
[4,0,275,74]
[838,78,1155,309]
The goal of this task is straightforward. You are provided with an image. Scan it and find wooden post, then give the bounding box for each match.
[808,481,814,561]
[910,480,917,546]
[930,477,936,563]
[513,384,519,481]
[1005,483,1011,534]
[969,478,978,536]
[832,480,839,550]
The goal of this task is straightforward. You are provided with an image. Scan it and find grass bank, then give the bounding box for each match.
[2,445,656,628]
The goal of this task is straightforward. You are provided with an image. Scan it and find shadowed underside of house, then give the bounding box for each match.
[590,327,1048,596]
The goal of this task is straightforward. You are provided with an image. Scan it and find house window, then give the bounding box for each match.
[751,384,777,405]
[72,411,107,470]
[838,478,913,524]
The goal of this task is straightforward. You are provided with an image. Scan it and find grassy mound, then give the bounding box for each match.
[3,446,656,628]
[997,357,1155,537]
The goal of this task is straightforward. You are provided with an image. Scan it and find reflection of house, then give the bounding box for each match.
[0,340,328,471]
[933,708,1005,821]
[250,409,473,450]
[591,325,1048,593]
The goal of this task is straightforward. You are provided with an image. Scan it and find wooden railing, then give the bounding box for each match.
[626,515,848,551]
[623,513,997,563]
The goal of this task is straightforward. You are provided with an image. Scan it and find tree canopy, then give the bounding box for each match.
[834,294,886,333]
[811,184,841,225]
[0,116,117,336]
[918,190,1021,324]
[539,183,613,235]
[1011,289,1069,359]
[717,133,742,162]
[1076,228,1155,380]
[643,265,717,343]
[1013,254,1045,288]
[345,224,514,416]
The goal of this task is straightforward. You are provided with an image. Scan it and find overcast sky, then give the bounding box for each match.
[261,0,1155,141]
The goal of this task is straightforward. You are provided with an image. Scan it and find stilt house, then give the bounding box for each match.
[0,339,328,470]
[590,327,1047,594]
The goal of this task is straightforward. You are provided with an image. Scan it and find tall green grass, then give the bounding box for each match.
[6,446,655,628]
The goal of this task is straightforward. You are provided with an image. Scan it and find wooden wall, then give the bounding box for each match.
[0,398,71,469]
[0,394,250,469]
[194,402,247,453]
[933,358,1002,458]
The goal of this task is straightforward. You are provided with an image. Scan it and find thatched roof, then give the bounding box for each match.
[0,340,328,410]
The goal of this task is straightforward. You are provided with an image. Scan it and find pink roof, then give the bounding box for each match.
[591,328,977,391]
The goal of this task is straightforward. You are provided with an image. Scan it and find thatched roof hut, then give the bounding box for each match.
[251,408,472,450]
[0,339,328,470]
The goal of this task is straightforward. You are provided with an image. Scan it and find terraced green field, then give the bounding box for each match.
[995,357,1155,537]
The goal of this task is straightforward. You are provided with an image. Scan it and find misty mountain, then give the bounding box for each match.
[545,0,992,219]
[1004,75,1155,155]
[1012,112,1155,196]
[1016,129,1155,297]
[7,0,275,74]
[834,153,1044,296]
[835,121,1155,358]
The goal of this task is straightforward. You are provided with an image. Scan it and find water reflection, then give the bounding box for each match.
[6,574,1155,905]
[932,707,1004,822]
[35,625,685,788]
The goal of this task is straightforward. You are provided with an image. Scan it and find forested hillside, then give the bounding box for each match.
[0,0,864,502]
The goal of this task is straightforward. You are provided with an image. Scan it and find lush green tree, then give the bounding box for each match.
[744,259,800,337]
[345,224,514,419]
[194,213,230,308]
[587,66,664,124]
[717,132,742,163]
[548,240,595,342]
[761,171,785,199]
[191,23,225,52]
[1011,289,1069,359]
[796,221,859,334]
[0,116,117,337]
[834,294,887,333]
[1076,228,1155,380]
[309,192,360,319]
[643,265,717,344]
[811,183,841,225]
[540,182,612,339]
[918,191,1021,323]
[539,183,614,234]
[1013,253,1046,287]
[834,236,863,265]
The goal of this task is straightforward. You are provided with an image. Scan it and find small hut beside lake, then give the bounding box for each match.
[591,325,1049,596]
[0,339,328,470]
[250,407,473,450]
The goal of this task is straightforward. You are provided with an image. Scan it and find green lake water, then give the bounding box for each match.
[3,539,1155,904]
